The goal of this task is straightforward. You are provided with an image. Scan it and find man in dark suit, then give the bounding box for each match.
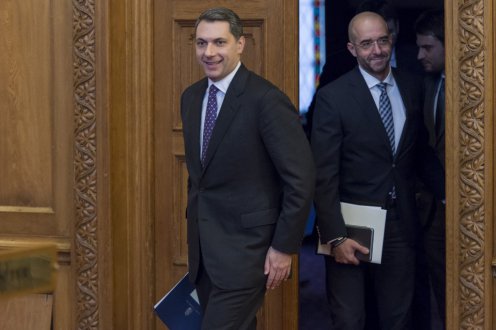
[181,7,315,330]
[303,0,421,139]
[415,8,446,328]
[311,12,444,329]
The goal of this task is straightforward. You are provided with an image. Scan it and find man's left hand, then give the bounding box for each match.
[264,246,292,290]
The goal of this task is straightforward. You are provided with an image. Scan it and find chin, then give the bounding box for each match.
[205,71,220,80]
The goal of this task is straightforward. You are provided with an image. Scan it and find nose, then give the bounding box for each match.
[417,49,425,60]
[371,41,382,54]
[205,43,215,57]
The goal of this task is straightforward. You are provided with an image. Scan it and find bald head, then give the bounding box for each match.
[348,12,389,43]
[346,11,392,81]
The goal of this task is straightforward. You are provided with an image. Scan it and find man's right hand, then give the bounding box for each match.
[333,239,369,265]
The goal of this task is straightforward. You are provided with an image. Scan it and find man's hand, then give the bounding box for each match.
[264,246,292,290]
[333,239,369,265]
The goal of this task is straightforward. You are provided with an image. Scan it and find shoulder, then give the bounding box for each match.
[232,67,290,106]
[242,68,280,94]
[317,67,361,97]
[182,78,207,99]
[392,68,422,86]
[392,68,423,93]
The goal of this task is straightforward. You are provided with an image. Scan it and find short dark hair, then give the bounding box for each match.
[356,0,398,22]
[415,9,444,44]
[195,7,243,40]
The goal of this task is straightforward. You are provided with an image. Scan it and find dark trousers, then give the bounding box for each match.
[424,200,446,327]
[415,192,446,329]
[325,209,415,330]
[195,263,266,330]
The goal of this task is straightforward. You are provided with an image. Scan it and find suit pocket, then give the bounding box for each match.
[240,208,278,228]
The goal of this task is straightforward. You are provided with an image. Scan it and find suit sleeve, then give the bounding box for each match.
[310,89,347,242]
[258,88,315,254]
[415,108,446,200]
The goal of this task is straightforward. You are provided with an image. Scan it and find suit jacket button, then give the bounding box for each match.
[392,163,396,168]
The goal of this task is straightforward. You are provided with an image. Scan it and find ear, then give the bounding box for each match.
[347,42,357,57]
[237,36,246,54]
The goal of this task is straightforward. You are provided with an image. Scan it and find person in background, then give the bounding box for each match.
[414,8,446,329]
[181,7,315,330]
[311,12,444,329]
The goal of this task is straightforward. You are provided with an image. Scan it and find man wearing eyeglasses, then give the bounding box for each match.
[311,12,444,329]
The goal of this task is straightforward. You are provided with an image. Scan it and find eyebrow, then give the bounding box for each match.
[195,37,227,42]
[359,35,389,42]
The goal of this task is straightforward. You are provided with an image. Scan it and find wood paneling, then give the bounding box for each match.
[0,294,53,330]
[0,0,75,328]
[0,0,73,234]
[445,0,495,328]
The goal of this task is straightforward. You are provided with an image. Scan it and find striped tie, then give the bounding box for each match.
[201,84,219,165]
[377,82,395,154]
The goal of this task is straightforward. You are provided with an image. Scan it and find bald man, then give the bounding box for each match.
[311,12,444,329]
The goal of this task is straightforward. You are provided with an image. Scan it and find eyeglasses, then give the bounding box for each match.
[352,37,391,50]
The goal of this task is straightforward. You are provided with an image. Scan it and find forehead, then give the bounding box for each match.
[196,20,232,39]
[353,18,388,40]
[416,34,440,46]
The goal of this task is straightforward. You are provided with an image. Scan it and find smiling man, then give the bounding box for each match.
[180,7,315,330]
[311,12,445,329]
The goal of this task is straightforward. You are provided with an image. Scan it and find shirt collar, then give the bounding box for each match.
[208,61,242,94]
[358,65,394,89]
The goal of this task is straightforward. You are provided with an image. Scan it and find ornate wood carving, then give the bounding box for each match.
[73,0,98,329]
[457,0,486,328]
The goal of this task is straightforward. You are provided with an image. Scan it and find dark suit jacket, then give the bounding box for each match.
[417,73,446,228]
[181,64,315,290]
[311,66,443,243]
[423,74,445,168]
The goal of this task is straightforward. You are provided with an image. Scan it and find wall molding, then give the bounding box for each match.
[73,0,98,328]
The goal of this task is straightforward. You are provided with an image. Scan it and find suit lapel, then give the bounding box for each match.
[423,75,438,146]
[201,65,248,171]
[391,69,416,157]
[432,76,445,144]
[184,79,207,175]
[349,68,394,156]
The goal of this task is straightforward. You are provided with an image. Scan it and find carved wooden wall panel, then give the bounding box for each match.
[445,0,495,328]
[73,0,99,328]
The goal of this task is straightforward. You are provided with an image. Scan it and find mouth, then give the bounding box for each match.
[370,56,387,63]
[204,59,222,68]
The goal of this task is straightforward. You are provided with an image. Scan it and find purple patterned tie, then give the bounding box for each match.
[201,84,219,165]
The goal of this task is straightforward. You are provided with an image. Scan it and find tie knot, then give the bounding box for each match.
[377,82,388,93]
[209,84,219,96]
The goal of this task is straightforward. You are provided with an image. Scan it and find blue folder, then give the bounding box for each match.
[154,273,202,329]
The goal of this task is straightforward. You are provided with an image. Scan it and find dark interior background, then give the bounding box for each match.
[322,0,444,84]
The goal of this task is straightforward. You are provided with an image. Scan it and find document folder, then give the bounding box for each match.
[154,273,202,329]
[317,202,386,264]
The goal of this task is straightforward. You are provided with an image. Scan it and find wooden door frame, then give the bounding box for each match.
[69,0,495,328]
[444,0,495,328]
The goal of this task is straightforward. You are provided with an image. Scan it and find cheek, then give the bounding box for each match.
[195,48,203,59]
